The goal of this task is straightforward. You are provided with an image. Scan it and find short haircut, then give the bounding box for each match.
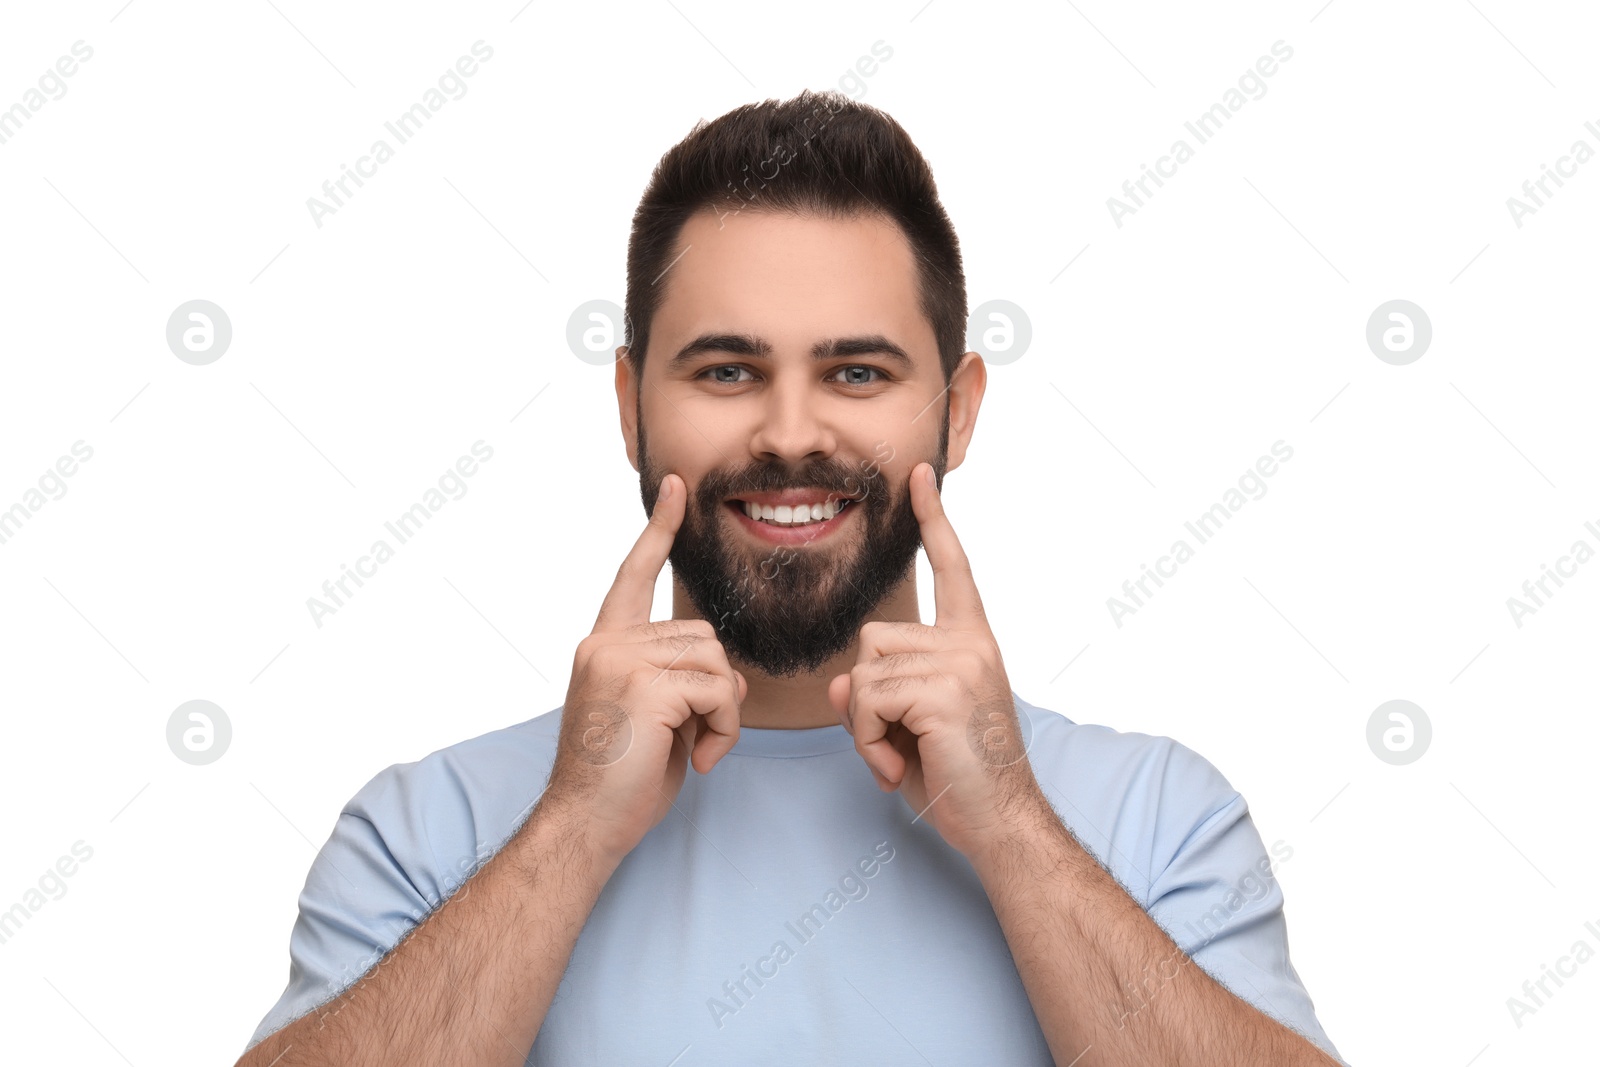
[624,89,967,385]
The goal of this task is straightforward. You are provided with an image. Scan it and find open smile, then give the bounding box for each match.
[723,494,859,545]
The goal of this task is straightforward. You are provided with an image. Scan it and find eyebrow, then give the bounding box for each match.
[664,333,915,372]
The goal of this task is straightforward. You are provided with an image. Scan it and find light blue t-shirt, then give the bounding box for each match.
[246,692,1342,1064]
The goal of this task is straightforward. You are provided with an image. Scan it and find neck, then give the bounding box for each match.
[670,567,921,729]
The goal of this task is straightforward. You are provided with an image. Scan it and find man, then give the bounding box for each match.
[239,89,1344,1066]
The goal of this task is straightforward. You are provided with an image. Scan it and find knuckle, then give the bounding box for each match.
[655,630,700,659]
[670,628,704,650]
[589,640,626,673]
[893,649,931,671]
[895,618,925,638]
[627,664,663,690]
[579,643,620,681]
[860,673,891,697]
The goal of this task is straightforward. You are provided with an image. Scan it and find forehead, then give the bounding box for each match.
[647,208,932,363]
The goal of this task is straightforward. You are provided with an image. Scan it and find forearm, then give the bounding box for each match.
[238,795,615,1067]
[973,806,1338,1067]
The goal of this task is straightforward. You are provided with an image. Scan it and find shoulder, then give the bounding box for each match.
[1013,692,1244,902]
[1016,695,1340,1061]
[243,709,565,1053]
[1015,690,1238,808]
[339,706,565,884]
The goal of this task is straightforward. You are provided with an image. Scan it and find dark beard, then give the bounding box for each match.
[636,411,947,678]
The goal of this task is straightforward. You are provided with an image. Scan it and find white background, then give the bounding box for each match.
[1,1,1596,1063]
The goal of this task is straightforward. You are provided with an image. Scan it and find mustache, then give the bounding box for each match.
[693,461,885,504]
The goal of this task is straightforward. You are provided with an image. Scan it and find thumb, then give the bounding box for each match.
[827,673,851,717]
[733,670,748,703]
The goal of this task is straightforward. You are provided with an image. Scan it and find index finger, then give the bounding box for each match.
[591,473,685,634]
[911,462,987,629]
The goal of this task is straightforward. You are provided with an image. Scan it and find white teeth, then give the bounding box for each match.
[741,498,844,525]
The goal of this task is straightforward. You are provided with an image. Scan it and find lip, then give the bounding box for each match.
[724,498,857,545]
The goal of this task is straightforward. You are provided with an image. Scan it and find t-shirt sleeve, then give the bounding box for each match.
[242,799,439,1054]
[241,723,553,1057]
[1140,745,1345,1064]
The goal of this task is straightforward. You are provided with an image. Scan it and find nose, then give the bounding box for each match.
[745,373,838,466]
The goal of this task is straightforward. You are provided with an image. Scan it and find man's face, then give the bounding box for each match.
[627,209,953,678]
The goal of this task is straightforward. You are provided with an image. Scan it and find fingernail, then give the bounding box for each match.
[923,465,936,488]
[660,478,674,501]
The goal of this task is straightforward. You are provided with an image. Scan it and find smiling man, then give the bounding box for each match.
[239,90,1344,1067]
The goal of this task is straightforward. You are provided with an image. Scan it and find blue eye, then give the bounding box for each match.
[831,365,884,387]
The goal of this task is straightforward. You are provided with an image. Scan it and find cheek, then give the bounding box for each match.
[860,459,919,506]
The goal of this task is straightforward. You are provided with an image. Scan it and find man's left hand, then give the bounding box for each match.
[828,461,1044,862]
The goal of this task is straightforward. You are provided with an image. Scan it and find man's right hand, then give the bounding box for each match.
[543,473,745,869]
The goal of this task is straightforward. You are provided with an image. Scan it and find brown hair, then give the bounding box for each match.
[624,88,967,384]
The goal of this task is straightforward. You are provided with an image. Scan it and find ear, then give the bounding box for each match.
[615,347,640,472]
[942,350,986,473]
